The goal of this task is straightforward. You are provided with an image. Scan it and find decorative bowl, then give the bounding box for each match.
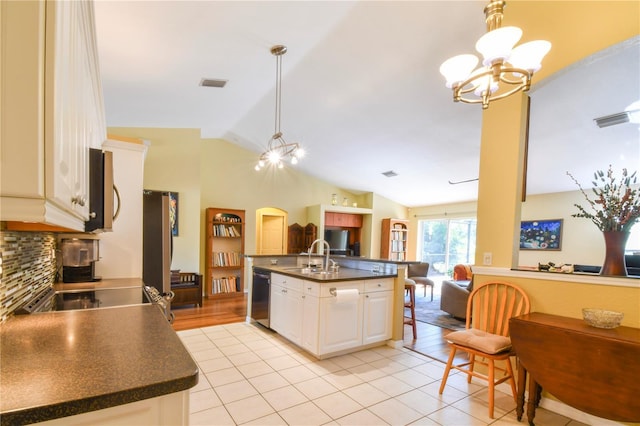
[582,308,624,329]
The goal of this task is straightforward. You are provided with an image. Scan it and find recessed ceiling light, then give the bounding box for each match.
[199,78,228,88]
[382,170,398,178]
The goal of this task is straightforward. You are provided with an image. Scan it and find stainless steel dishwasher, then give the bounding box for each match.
[251,268,271,328]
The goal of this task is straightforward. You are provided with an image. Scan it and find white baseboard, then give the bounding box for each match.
[538,397,625,426]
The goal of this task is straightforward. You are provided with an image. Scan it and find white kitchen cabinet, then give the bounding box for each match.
[270,274,394,358]
[0,0,106,230]
[362,278,394,345]
[34,390,189,426]
[318,281,365,355]
[270,273,304,345]
[301,281,320,353]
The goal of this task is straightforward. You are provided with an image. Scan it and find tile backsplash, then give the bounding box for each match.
[0,231,56,322]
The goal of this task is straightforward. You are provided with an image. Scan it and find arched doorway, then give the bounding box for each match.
[256,207,288,255]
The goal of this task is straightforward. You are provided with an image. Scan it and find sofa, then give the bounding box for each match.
[440,264,473,319]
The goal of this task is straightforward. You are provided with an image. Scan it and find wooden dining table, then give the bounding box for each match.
[509,312,640,425]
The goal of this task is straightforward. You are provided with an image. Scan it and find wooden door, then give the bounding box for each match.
[261,215,285,254]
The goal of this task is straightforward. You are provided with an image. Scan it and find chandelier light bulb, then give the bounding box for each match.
[267,150,281,164]
[278,162,284,169]
[508,40,552,73]
[439,1,550,109]
[439,54,479,88]
[470,69,499,97]
[291,156,298,165]
[255,164,261,171]
[258,159,265,167]
[475,26,522,66]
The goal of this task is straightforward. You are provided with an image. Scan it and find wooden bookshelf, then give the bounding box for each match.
[380,218,409,261]
[205,207,245,298]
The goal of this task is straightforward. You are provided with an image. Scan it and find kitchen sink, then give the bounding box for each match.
[279,267,338,276]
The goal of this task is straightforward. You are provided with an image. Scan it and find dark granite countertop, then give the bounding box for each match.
[259,265,397,282]
[53,277,145,292]
[0,305,198,425]
[248,253,418,265]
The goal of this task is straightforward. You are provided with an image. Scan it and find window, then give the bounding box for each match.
[627,225,640,254]
[418,218,477,278]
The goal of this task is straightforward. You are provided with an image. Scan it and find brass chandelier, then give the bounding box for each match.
[255,45,304,171]
[439,0,551,109]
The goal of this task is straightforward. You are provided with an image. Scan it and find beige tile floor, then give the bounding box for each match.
[178,322,586,426]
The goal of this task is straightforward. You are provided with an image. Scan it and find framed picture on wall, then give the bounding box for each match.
[520,219,562,250]
[168,192,179,236]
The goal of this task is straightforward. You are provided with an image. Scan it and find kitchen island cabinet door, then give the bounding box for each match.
[302,294,319,353]
[269,282,287,335]
[318,293,364,355]
[362,278,394,345]
[362,290,393,345]
[269,273,304,345]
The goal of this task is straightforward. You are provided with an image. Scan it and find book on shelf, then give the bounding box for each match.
[391,240,404,252]
[213,224,241,237]
[210,275,240,294]
[214,213,242,223]
[212,251,241,267]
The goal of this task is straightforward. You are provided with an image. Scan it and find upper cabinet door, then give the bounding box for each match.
[0,0,106,229]
[45,0,106,219]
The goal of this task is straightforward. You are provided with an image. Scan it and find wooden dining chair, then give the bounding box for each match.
[438,281,530,418]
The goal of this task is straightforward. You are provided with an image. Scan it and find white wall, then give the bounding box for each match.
[94,140,147,279]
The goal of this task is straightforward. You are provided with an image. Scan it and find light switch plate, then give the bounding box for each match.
[483,252,492,265]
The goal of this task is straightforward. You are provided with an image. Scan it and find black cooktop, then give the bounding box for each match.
[17,286,150,314]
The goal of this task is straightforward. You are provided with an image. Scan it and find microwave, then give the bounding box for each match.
[85,148,116,232]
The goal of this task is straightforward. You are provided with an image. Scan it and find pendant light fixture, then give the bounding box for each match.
[255,45,304,171]
[439,0,551,109]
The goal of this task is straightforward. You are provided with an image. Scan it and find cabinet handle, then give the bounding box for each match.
[378,283,382,287]
[71,196,86,206]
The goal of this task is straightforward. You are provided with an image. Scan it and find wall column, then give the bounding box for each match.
[475,92,529,268]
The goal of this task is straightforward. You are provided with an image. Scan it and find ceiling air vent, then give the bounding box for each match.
[594,112,630,128]
[382,170,398,178]
[199,78,228,88]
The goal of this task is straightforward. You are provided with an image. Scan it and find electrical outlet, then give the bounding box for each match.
[483,252,492,265]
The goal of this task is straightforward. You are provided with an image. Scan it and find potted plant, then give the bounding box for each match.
[567,166,640,276]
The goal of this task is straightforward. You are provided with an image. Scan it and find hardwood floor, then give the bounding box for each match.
[171,293,247,331]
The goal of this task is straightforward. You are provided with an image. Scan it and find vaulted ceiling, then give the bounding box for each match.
[94,1,640,207]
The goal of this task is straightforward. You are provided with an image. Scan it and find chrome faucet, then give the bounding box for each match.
[308,238,331,271]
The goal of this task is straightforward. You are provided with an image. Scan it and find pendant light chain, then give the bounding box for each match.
[255,45,304,171]
[274,52,283,136]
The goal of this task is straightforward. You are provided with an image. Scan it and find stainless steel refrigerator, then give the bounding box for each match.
[143,190,172,297]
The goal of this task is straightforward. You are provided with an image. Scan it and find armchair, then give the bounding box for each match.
[440,264,473,319]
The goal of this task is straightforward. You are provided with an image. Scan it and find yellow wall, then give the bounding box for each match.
[476,1,640,269]
[109,127,203,273]
[508,0,640,83]
[107,127,405,274]
[474,1,640,332]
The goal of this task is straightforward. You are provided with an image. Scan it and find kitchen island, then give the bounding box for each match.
[0,304,198,425]
[249,255,411,359]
